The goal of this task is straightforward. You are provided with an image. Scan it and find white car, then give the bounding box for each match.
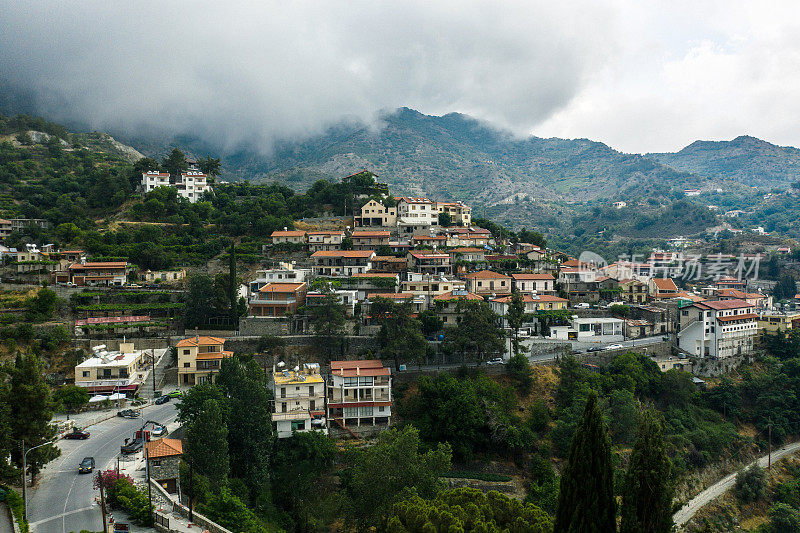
[486,357,505,365]
[603,344,624,351]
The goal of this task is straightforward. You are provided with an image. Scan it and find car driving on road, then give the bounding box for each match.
[117,409,140,419]
[604,344,625,351]
[486,357,504,365]
[78,457,95,474]
[155,395,170,405]
[64,428,90,440]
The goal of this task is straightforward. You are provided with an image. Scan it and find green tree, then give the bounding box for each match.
[10,354,60,480]
[507,291,528,357]
[185,399,229,486]
[0,365,15,482]
[418,309,442,337]
[554,392,616,533]
[176,382,229,426]
[773,273,797,301]
[53,385,90,412]
[437,212,452,227]
[161,147,189,176]
[344,426,452,528]
[608,303,631,317]
[373,297,427,369]
[198,487,271,533]
[197,156,221,177]
[228,241,239,326]
[184,273,216,328]
[447,299,504,363]
[388,488,552,533]
[735,464,767,503]
[25,288,58,322]
[309,288,347,359]
[607,388,639,445]
[766,503,800,533]
[620,409,674,533]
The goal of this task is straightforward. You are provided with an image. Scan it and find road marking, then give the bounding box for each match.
[29,505,94,526]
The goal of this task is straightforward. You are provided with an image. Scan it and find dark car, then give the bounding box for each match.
[120,437,144,455]
[586,346,603,353]
[117,409,140,419]
[64,428,90,440]
[78,457,95,474]
[155,395,170,405]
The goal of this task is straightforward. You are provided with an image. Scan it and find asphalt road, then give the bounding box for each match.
[28,401,179,533]
[673,440,800,527]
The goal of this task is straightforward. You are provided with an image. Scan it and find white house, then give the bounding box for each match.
[271,363,327,439]
[549,317,624,342]
[677,299,757,359]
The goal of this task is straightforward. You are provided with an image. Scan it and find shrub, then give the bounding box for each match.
[735,465,767,503]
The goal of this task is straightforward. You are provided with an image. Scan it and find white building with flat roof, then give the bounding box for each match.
[271,363,327,438]
[549,317,624,342]
[75,343,160,396]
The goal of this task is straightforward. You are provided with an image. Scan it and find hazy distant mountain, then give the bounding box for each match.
[648,135,800,187]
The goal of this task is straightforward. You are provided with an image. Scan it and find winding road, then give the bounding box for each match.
[673,440,800,527]
[27,401,178,533]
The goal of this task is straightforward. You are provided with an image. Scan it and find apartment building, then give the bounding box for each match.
[141,171,171,192]
[353,199,397,227]
[410,235,448,248]
[327,360,392,433]
[445,227,491,247]
[550,317,624,341]
[463,270,512,297]
[649,278,680,300]
[141,171,212,202]
[177,336,233,386]
[75,343,149,395]
[310,250,375,277]
[435,201,471,226]
[490,293,568,327]
[407,251,452,275]
[248,264,310,294]
[400,273,466,297]
[249,282,307,317]
[618,278,649,304]
[396,197,438,234]
[351,230,390,250]
[432,290,483,326]
[370,255,408,274]
[677,299,758,358]
[271,363,327,438]
[758,311,800,335]
[271,230,306,245]
[0,218,11,240]
[511,273,555,295]
[307,231,344,253]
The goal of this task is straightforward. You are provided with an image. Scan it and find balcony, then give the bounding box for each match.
[250,297,298,306]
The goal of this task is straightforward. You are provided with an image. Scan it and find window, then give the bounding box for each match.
[378,406,385,413]
[360,406,373,416]
[183,349,190,355]
[359,376,373,386]
[308,385,314,396]
[291,420,306,431]
[344,407,358,417]
[343,376,358,386]
[280,387,286,398]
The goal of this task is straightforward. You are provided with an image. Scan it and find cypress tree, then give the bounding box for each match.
[185,398,229,486]
[620,409,674,533]
[554,392,616,533]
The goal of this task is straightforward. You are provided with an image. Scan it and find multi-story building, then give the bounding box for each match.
[396,197,438,234]
[310,250,375,277]
[177,336,233,386]
[307,231,344,252]
[0,218,11,240]
[550,317,624,341]
[249,282,307,317]
[400,273,465,298]
[361,293,427,327]
[618,278,649,304]
[62,261,129,286]
[445,227,492,247]
[353,199,397,227]
[74,343,150,395]
[432,290,483,326]
[370,255,408,274]
[410,235,448,248]
[677,299,758,358]
[511,273,555,295]
[490,293,568,327]
[248,263,310,294]
[757,311,800,335]
[271,229,306,245]
[351,230,390,250]
[11,218,51,232]
[407,251,452,275]
[140,269,186,284]
[345,273,399,300]
[649,278,680,300]
[463,270,512,297]
[141,171,212,202]
[327,360,392,434]
[434,201,471,226]
[271,363,327,438]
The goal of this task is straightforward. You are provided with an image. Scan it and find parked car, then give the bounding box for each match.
[586,346,603,352]
[604,344,625,351]
[155,395,170,405]
[120,437,144,454]
[64,428,90,440]
[167,390,182,398]
[486,357,504,365]
[573,302,590,309]
[149,424,167,437]
[78,457,95,474]
[117,409,140,419]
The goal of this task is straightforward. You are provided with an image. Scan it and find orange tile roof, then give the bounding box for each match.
[176,336,226,347]
[331,359,390,377]
[433,290,483,301]
[491,294,568,303]
[69,262,128,269]
[449,247,484,253]
[717,313,758,322]
[271,230,306,237]
[311,250,375,258]
[259,282,306,293]
[307,230,344,235]
[145,438,183,458]
[463,270,510,280]
[196,350,234,360]
[652,278,678,291]
[696,299,754,311]
[352,231,390,238]
[352,272,398,278]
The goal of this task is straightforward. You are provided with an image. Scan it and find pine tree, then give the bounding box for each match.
[554,392,616,533]
[620,409,674,533]
[185,398,229,486]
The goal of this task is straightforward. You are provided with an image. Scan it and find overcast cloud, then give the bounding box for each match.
[1,1,799,153]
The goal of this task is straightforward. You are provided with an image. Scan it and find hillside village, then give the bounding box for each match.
[3,129,800,532]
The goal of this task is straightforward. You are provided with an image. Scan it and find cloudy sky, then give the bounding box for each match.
[1,1,799,153]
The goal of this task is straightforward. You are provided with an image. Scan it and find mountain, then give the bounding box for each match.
[648,135,800,187]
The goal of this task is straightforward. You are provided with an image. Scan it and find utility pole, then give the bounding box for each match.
[152,348,157,397]
[22,439,56,522]
[768,419,772,471]
[99,476,108,528]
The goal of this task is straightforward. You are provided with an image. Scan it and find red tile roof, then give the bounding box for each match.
[511,273,554,280]
[176,336,225,347]
[433,290,483,301]
[696,299,754,311]
[271,230,306,237]
[352,231,390,238]
[259,282,306,293]
[145,438,183,458]
[717,313,758,322]
[652,278,678,291]
[69,262,128,270]
[463,270,510,280]
[330,359,390,377]
[311,250,374,258]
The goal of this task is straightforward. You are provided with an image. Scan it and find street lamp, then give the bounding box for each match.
[21,438,56,522]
